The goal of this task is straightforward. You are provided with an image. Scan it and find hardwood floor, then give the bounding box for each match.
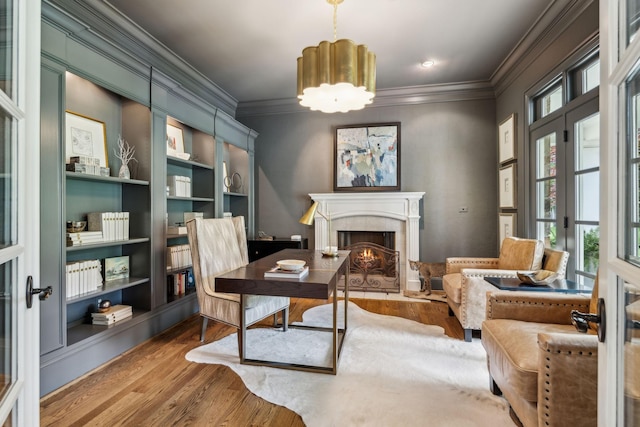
[40,298,464,426]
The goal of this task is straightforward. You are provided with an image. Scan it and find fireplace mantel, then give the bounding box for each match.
[308,192,425,292]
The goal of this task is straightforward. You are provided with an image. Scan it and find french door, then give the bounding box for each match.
[0,0,41,425]
[531,96,600,287]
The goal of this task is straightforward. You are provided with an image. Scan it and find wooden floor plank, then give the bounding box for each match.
[40,298,462,426]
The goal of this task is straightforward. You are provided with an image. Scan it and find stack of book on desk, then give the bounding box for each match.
[264,266,309,279]
[91,304,133,326]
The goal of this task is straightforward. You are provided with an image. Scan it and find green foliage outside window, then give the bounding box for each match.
[584,227,600,273]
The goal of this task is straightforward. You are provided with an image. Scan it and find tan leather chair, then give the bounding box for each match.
[481,277,597,426]
[442,237,549,341]
[186,217,289,350]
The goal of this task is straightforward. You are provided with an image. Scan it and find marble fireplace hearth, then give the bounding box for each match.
[308,192,425,292]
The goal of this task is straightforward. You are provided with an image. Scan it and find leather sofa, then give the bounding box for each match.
[442,237,553,341]
[482,289,596,426]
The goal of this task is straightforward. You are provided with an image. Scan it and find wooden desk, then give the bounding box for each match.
[215,248,350,374]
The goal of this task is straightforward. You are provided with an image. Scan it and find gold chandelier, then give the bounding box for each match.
[296,0,376,113]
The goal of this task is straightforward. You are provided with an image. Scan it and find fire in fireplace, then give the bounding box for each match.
[337,231,400,293]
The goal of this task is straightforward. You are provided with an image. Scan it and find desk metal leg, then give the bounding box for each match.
[239,294,247,362]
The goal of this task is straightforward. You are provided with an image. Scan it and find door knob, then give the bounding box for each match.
[26,275,53,309]
[571,297,606,343]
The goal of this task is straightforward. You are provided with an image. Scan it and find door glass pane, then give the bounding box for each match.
[628,0,640,46]
[537,133,557,178]
[536,132,558,246]
[625,279,640,426]
[537,179,557,218]
[625,74,640,266]
[577,113,600,170]
[577,172,600,220]
[0,109,12,249]
[0,262,13,403]
[541,86,563,118]
[583,61,600,93]
[0,1,12,98]
[576,224,600,275]
[537,221,557,248]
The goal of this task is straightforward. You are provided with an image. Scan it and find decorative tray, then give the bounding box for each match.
[516,270,558,286]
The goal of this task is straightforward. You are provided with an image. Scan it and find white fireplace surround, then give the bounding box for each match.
[308,192,425,292]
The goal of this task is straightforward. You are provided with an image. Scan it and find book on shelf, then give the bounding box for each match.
[167,175,192,197]
[166,244,192,270]
[65,259,103,299]
[91,304,133,325]
[66,231,104,246]
[87,212,130,241]
[264,266,309,279]
[167,225,187,235]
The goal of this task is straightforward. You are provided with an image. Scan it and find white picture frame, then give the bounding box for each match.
[499,164,516,208]
[498,113,516,164]
[499,213,517,245]
[166,123,185,155]
[65,111,108,167]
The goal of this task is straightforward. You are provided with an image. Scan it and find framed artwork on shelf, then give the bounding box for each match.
[167,123,190,160]
[64,111,108,167]
[334,122,400,192]
[104,255,130,282]
[498,113,516,164]
[499,164,516,208]
[498,213,517,245]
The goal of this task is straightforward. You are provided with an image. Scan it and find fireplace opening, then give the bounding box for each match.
[337,231,399,293]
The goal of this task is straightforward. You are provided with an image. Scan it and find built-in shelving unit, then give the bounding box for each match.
[39,1,259,396]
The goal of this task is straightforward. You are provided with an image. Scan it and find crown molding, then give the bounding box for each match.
[491,0,597,96]
[43,0,239,116]
[236,81,495,118]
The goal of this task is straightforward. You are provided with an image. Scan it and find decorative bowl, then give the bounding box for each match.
[66,220,87,233]
[517,270,558,286]
[276,259,306,272]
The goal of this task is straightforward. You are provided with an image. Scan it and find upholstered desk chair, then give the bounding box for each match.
[481,275,597,427]
[443,236,553,341]
[186,217,289,352]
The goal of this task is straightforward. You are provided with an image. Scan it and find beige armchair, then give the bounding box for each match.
[186,217,289,350]
[443,237,557,341]
[481,279,597,427]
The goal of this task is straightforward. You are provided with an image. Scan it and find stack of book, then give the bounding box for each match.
[264,266,309,279]
[167,175,191,197]
[66,259,103,299]
[87,212,130,241]
[66,230,104,247]
[166,244,192,270]
[91,304,133,326]
[66,155,110,177]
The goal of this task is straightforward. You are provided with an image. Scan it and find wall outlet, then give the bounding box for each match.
[459,207,468,213]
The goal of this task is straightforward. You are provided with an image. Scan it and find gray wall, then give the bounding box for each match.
[241,97,498,262]
[494,1,599,236]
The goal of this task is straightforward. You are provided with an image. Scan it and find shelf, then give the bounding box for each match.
[224,191,247,197]
[167,196,214,202]
[167,265,192,274]
[66,307,149,346]
[66,277,150,304]
[167,156,213,170]
[166,233,188,239]
[66,237,150,252]
[65,172,149,186]
[167,289,197,305]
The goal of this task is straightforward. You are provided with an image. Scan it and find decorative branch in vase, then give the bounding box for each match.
[114,135,137,179]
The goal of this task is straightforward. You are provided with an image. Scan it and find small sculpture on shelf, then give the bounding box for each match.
[114,135,137,179]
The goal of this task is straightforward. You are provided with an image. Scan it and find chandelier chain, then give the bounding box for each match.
[332,0,338,41]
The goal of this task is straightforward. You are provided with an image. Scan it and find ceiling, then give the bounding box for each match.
[106,0,554,105]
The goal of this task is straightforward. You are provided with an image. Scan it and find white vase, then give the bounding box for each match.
[119,164,130,179]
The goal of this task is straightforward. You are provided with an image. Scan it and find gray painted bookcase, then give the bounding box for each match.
[39,0,256,395]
